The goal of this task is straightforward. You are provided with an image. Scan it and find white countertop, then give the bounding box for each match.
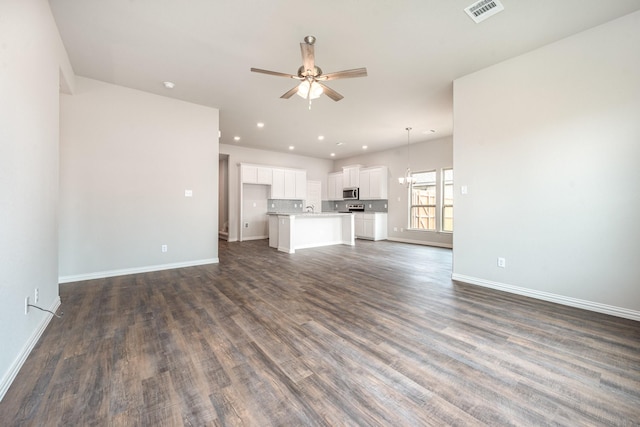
[267,212,352,217]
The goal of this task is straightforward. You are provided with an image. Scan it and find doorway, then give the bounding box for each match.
[218,154,229,240]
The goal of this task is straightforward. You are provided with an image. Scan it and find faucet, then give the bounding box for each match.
[305,204,315,213]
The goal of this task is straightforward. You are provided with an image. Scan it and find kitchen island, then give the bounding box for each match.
[268,212,354,253]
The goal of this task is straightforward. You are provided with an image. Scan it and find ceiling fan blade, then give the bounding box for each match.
[280,85,299,99]
[300,42,315,76]
[317,83,344,102]
[250,68,299,79]
[318,67,368,81]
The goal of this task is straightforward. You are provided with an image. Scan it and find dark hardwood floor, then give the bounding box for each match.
[1,239,639,426]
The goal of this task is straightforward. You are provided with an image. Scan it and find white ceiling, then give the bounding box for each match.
[49,0,640,159]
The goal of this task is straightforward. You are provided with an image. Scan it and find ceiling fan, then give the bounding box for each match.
[250,35,367,103]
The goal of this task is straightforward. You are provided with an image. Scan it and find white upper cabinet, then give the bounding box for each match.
[342,165,361,188]
[359,166,388,199]
[271,168,306,200]
[327,172,343,200]
[295,170,307,199]
[257,167,273,185]
[271,168,285,198]
[241,164,272,185]
[241,163,306,200]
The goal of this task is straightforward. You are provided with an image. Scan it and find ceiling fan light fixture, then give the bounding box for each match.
[296,80,323,100]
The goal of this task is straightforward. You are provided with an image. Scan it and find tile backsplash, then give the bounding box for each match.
[267,199,304,213]
[269,199,388,213]
[322,200,388,213]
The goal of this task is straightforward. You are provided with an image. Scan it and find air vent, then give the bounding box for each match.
[464,0,504,23]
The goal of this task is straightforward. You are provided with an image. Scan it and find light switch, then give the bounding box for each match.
[461,185,468,195]
[185,189,193,197]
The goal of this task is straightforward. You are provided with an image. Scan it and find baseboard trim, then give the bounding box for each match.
[58,258,219,284]
[451,273,640,322]
[387,237,453,249]
[0,297,61,402]
[241,235,268,241]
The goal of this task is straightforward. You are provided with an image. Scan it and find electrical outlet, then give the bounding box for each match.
[161,244,168,253]
[25,296,29,315]
[244,222,249,228]
[34,288,39,304]
[497,257,506,268]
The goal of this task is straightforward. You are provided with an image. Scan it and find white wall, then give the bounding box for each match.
[0,0,73,400]
[242,184,269,239]
[453,11,640,319]
[334,136,454,247]
[59,77,219,281]
[219,144,333,241]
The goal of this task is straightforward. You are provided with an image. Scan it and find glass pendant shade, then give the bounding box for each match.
[297,80,323,100]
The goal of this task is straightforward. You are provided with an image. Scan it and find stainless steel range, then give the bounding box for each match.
[339,203,365,213]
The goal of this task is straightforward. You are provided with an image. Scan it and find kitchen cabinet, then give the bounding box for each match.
[354,212,387,241]
[359,166,388,200]
[241,164,272,185]
[295,170,307,199]
[327,172,343,200]
[271,168,285,197]
[271,168,306,199]
[342,165,361,188]
[268,212,354,253]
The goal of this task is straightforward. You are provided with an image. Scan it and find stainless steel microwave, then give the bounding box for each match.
[343,187,359,200]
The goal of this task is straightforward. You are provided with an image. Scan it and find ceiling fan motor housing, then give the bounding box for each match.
[298,65,322,78]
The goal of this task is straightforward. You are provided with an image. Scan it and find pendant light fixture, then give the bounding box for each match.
[398,127,415,186]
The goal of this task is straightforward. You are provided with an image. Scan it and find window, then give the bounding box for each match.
[442,168,454,232]
[409,171,436,231]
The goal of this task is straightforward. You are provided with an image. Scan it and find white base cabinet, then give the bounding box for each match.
[354,212,387,241]
[269,213,355,253]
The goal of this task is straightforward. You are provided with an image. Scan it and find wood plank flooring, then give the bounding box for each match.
[1,239,639,426]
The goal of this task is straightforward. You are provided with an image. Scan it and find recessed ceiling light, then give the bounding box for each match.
[233,136,240,141]
[318,135,324,141]
[163,81,175,89]
[362,145,368,150]
[289,146,295,150]
[257,122,265,128]
[330,153,336,157]
[336,142,343,146]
